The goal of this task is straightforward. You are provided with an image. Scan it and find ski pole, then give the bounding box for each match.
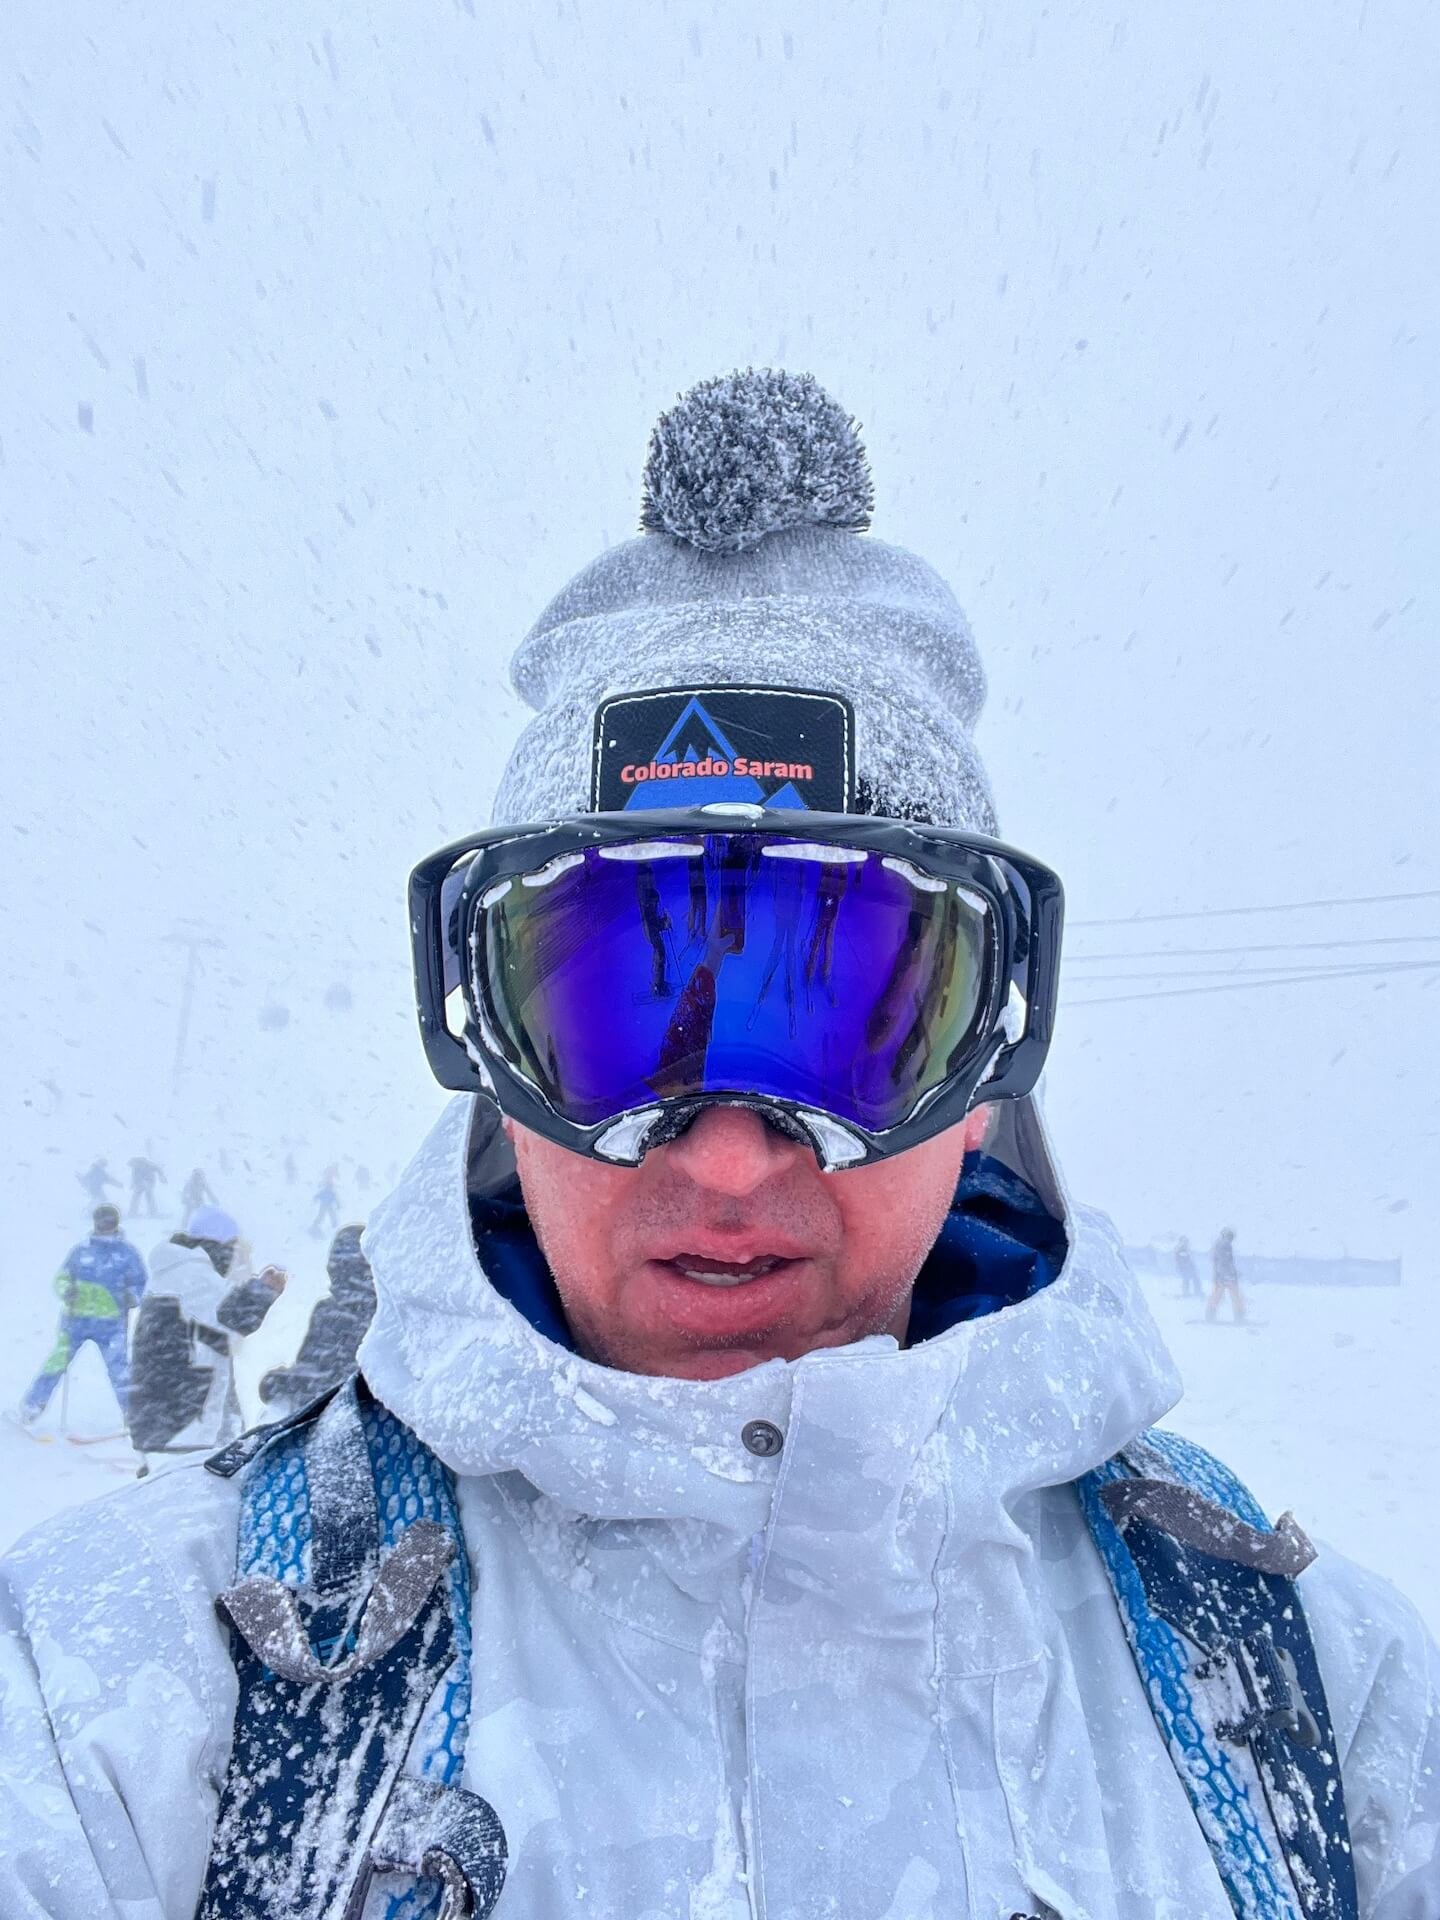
[119,1301,132,1433]
[57,1274,78,1438]
[57,1338,71,1438]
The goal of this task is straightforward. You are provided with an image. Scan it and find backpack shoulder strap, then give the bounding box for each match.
[197,1376,506,1920]
[1077,1428,1357,1920]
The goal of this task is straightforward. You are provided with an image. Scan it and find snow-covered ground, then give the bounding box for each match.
[2,1215,1434,1639]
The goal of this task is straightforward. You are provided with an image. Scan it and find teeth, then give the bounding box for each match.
[674,1257,783,1288]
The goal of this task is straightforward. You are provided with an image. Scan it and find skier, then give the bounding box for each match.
[125,1206,286,1461]
[15,1205,146,1431]
[257,1223,377,1417]
[76,1155,121,1207]
[1174,1232,1202,1298]
[127,1154,166,1217]
[309,1164,341,1237]
[1206,1224,1247,1323]
[0,373,1435,1918]
[180,1166,216,1215]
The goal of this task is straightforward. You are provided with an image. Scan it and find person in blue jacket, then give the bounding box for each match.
[18,1204,147,1428]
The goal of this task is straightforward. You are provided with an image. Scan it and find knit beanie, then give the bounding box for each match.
[492,370,997,834]
[185,1204,240,1244]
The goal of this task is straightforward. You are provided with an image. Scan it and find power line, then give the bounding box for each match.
[1063,957,1440,1009]
[1067,932,1440,963]
[1071,886,1440,930]
[1068,959,1437,985]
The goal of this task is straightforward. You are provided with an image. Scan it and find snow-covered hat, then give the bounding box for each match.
[185,1204,239,1243]
[492,370,998,833]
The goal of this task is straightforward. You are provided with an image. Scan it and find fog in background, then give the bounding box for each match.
[3,8,1436,1369]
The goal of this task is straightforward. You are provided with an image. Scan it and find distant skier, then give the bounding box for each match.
[180,1167,216,1216]
[309,1165,341,1237]
[259,1224,376,1416]
[77,1157,122,1207]
[1174,1234,1202,1298]
[127,1155,166,1217]
[1205,1225,1246,1323]
[283,1149,298,1186]
[17,1205,146,1430]
[127,1206,286,1459]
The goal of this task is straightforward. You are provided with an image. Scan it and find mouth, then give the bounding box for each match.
[665,1253,793,1289]
[640,1247,819,1349]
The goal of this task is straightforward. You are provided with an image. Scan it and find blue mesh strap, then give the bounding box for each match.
[1079,1429,1357,1920]
[211,1383,477,1920]
[360,1404,473,1920]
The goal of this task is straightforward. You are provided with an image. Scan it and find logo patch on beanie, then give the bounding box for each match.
[591,686,855,814]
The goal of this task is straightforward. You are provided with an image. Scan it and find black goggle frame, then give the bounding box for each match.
[409,807,1064,1169]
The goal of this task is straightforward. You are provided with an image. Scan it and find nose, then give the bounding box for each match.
[654,1102,806,1197]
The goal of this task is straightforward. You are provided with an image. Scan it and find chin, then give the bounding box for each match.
[665,1348,777,1381]
[624,1317,884,1379]
[601,1337,790,1381]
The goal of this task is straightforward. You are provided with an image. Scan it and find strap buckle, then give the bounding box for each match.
[1215,1632,1321,1748]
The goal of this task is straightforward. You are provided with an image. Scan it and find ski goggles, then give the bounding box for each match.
[410,808,1063,1170]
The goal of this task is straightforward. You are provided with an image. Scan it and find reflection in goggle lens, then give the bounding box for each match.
[472,834,992,1135]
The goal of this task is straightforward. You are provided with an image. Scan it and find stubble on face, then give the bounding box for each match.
[508,1105,984,1379]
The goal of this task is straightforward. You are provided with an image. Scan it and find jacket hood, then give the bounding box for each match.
[148,1238,215,1287]
[147,1236,254,1333]
[360,1096,1181,1533]
[325,1226,376,1304]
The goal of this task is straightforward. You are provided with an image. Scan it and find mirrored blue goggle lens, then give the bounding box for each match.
[473,835,993,1136]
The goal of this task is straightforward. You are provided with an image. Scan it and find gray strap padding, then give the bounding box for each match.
[218,1518,455,1683]
[307,1379,380,1591]
[204,1378,349,1480]
[363,1775,508,1920]
[1100,1476,1317,1578]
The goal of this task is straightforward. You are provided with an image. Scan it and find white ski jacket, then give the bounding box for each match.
[1,1095,1436,1918]
[138,1239,264,1453]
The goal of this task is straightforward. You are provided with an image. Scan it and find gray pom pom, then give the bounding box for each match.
[640,369,874,554]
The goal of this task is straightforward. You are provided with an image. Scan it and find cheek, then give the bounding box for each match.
[836,1135,968,1285]
[511,1126,624,1307]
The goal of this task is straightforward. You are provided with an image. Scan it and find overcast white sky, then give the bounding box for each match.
[3,0,1437,1279]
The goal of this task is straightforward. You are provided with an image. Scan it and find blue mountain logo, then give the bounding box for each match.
[654,697,742,767]
[623,696,804,811]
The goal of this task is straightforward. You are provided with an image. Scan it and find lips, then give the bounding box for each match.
[668,1254,789,1289]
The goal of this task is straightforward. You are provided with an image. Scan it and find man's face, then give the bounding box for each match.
[509,1103,991,1379]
